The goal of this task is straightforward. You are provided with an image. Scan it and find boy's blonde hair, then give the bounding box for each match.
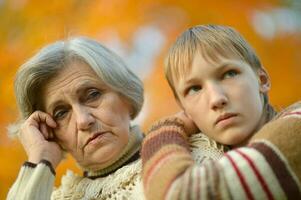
[164,24,276,121]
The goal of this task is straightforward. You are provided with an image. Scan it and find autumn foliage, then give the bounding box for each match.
[0,0,300,199]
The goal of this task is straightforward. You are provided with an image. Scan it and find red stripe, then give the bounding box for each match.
[225,153,254,200]
[145,147,188,188]
[281,111,301,118]
[141,131,189,164]
[235,149,274,200]
[145,148,176,180]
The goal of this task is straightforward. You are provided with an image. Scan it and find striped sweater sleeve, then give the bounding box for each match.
[141,104,301,200]
[7,160,55,200]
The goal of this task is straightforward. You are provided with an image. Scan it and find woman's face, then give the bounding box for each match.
[41,61,131,170]
[174,53,270,146]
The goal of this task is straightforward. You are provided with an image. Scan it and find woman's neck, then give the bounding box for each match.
[82,126,143,179]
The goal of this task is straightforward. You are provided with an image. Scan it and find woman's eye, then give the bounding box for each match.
[54,109,67,120]
[86,89,101,101]
[186,85,202,96]
[223,70,238,79]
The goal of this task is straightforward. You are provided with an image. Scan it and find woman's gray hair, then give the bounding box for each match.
[9,37,144,136]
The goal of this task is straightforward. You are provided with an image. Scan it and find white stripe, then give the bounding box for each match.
[198,165,208,200]
[190,166,199,200]
[219,152,248,200]
[180,166,191,199]
[238,147,287,200]
[231,150,265,200]
[166,177,182,200]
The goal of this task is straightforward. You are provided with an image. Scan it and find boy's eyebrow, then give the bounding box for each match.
[216,60,247,69]
[177,60,247,93]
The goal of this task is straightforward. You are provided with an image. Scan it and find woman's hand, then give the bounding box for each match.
[174,111,199,137]
[19,111,63,169]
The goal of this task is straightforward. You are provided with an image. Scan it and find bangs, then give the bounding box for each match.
[165,30,244,85]
[165,29,201,90]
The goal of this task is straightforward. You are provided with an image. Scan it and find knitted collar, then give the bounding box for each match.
[83,125,143,179]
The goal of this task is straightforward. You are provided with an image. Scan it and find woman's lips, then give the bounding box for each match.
[85,132,108,146]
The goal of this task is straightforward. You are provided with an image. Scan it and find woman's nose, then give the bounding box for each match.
[74,106,95,130]
[207,83,228,110]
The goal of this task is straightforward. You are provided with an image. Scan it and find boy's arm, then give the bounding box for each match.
[141,105,301,200]
[7,160,55,200]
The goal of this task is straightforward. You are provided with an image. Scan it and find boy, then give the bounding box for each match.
[141,25,301,199]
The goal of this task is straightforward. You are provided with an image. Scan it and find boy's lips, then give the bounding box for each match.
[215,113,238,125]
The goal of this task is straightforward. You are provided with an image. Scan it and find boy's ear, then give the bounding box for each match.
[257,68,270,93]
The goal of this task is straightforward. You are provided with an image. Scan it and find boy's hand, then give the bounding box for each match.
[19,111,64,169]
[174,111,199,137]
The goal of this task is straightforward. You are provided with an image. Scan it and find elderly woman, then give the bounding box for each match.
[7,37,145,199]
[7,37,227,200]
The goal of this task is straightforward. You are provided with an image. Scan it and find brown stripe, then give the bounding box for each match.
[211,159,222,200]
[148,118,184,133]
[251,142,301,199]
[23,161,37,168]
[40,159,56,175]
[141,131,189,164]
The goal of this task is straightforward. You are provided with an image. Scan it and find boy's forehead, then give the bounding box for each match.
[173,55,250,89]
[172,51,223,79]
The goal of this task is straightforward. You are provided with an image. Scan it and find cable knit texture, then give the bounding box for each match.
[51,160,143,199]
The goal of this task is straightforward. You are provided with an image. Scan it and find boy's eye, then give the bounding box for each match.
[223,70,238,79]
[186,85,202,96]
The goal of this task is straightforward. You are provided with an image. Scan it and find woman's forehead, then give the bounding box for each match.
[40,63,107,105]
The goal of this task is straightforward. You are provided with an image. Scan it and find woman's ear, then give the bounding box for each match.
[257,68,271,93]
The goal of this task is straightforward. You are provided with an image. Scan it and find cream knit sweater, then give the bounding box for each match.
[7,131,225,200]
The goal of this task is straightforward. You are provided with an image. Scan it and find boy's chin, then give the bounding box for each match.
[217,133,251,147]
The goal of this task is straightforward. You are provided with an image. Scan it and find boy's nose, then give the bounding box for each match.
[208,84,228,110]
[74,106,95,131]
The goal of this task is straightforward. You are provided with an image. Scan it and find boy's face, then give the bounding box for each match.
[174,53,270,146]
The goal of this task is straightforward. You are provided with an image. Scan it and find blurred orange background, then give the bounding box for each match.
[1,0,300,199]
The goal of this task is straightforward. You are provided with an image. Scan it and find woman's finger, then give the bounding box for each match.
[48,126,54,139]
[31,111,57,128]
[40,123,49,139]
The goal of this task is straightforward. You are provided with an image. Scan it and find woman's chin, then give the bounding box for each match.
[80,153,119,171]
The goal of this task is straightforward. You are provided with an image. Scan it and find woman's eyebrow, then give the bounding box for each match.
[47,100,65,114]
[74,80,101,94]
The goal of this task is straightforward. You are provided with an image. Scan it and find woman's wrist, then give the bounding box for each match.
[28,151,60,169]
[24,159,56,175]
